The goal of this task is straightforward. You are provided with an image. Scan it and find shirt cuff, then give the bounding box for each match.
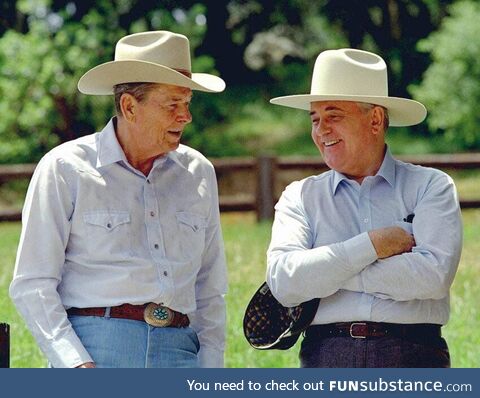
[343,232,378,271]
[198,346,224,368]
[47,330,94,368]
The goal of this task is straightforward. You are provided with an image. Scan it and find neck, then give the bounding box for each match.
[115,117,163,176]
[347,145,386,184]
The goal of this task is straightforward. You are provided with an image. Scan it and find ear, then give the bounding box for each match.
[120,93,137,122]
[370,106,385,135]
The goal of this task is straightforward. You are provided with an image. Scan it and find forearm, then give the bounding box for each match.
[267,232,377,306]
[189,294,226,368]
[191,209,227,368]
[343,176,462,301]
[9,277,93,368]
[343,248,460,301]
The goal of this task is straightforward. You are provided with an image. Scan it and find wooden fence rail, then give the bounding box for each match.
[1,153,480,222]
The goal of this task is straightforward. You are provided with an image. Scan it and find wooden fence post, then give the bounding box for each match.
[0,323,9,368]
[256,155,277,221]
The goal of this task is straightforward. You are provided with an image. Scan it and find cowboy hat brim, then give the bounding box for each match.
[270,94,427,127]
[78,60,226,95]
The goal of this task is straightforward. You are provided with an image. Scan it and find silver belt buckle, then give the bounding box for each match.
[144,303,174,327]
[349,322,367,338]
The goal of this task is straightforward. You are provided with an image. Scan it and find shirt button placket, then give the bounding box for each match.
[144,176,164,258]
[359,180,372,231]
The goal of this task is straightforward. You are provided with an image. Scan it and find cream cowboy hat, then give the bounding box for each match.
[78,31,225,95]
[270,48,426,126]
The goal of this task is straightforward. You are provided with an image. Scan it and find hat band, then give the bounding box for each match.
[174,68,192,78]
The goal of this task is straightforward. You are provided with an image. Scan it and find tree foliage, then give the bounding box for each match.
[411,0,480,150]
[0,0,216,162]
[0,0,475,163]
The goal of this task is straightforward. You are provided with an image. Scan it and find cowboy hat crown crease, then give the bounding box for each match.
[312,49,388,97]
[115,31,191,72]
[269,48,426,127]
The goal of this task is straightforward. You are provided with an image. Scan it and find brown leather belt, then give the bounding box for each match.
[67,303,189,328]
[306,322,441,341]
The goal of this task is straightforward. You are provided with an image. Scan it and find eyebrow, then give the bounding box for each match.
[169,95,193,102]
[310,106,345,115]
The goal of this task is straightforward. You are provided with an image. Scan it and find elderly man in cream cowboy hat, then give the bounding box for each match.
[10,31,227,368]
[266,49,462,367]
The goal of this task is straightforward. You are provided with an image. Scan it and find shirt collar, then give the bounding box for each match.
[166,149,188,171]
[96,117,188,172]
[331,169,349,195]
[96,118,128,169]
[331,146,396,195]
[376,146,396,188]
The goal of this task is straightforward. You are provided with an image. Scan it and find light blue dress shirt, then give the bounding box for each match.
[267,148,462,325]
[10,118,227,368]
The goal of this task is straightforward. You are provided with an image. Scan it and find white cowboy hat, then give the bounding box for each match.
[78,31,225,95]
[270,48,426,126]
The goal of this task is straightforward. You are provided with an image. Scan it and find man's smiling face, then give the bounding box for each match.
[310,100,385,181]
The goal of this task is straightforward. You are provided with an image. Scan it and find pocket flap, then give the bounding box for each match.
[176,211,208,232]
[83,211,131,230]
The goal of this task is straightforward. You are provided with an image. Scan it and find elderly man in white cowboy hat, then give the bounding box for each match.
[266,48,462,367]
[10,31,227,368]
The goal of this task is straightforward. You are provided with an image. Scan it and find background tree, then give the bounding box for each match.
[0,0,476,163]
[411,0,480,150]
[0,0,215,162]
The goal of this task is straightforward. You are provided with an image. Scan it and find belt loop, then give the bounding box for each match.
[104,307,111,319]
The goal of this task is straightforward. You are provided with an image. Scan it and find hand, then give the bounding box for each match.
[76,362,96,368]
[368,226,415,259]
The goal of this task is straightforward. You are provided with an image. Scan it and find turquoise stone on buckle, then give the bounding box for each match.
[144,303,174,327]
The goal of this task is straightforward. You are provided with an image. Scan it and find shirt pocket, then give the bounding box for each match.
[82,210,132,257]
[176,211,208,261]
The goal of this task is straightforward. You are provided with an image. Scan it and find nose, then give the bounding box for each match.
[320,118,334,137]
[176,104,192,124]
[312,119,331,137]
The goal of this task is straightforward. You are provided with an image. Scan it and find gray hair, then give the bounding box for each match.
[357,102,390,131]
[113,82,161,116]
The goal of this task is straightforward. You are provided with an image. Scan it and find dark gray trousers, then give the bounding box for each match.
[300,335,450,368]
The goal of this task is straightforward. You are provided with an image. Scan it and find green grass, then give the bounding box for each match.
[1,210,479,367]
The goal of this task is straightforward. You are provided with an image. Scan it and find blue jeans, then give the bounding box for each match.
[68,315,200,368]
